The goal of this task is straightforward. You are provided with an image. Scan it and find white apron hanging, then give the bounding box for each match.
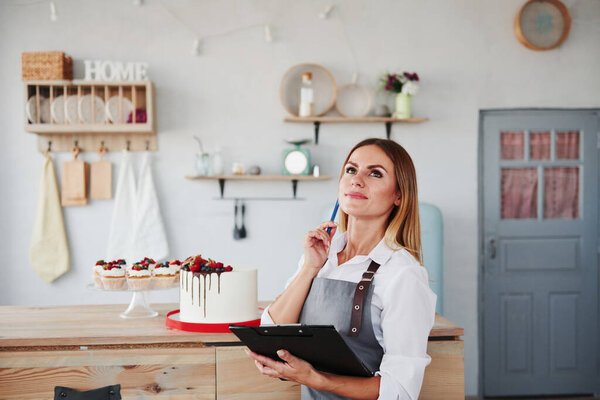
[106,150,137,262]
[131,152,169,261]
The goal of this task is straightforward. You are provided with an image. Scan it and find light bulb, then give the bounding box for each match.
[318,5,334,19]
[191,38,202,55]
[49,1,58,22]
[264,25,273,42]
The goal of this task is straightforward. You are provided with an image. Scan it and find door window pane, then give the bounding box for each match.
[501,132,524,160]
[544,167,579,219]
[530,131,550,160]
[501,168,538,219]
[556,131,580,160]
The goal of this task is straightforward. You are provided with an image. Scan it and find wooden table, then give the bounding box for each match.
[0,303,463,399]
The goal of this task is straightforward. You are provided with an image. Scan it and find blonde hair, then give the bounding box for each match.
[338,138,422,265]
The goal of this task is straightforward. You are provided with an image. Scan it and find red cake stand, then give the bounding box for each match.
[166,309,261,333]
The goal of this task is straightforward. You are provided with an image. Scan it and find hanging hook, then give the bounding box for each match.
[145,140,150,151]
[126,140,131,151]
[46,140,52,153]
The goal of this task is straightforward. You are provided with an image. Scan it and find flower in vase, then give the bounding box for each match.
[380,71,420,95]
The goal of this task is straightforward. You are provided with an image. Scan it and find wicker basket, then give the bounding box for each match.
[21,51,73,81]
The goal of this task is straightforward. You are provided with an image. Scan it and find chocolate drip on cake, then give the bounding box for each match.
[217,272,222,294]
[202,274,208,317]
[209,274,212,291]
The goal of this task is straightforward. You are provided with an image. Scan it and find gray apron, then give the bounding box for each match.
[298,263,383,399]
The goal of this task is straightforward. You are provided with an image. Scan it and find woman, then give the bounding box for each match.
[248,138,437,400]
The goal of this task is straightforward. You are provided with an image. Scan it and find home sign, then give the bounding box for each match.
[84,60,149,81]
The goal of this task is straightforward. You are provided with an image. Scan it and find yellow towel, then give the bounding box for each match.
[29,154,70,283]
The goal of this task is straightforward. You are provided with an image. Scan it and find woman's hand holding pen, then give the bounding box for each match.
[302,221,337,277]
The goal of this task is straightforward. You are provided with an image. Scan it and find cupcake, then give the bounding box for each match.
[93,260,105,289]
[152,261,177,288]
[169,260,182,280]
[101,262,126,290]
[127,262,152,290]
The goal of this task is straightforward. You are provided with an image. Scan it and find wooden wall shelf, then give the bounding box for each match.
[284,116,429,144]
[24,80,156,153]
[185,175,331,199]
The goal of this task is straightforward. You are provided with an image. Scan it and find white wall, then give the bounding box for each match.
[1,0,599,395]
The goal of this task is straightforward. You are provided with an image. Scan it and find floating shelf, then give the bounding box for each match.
[24,80,156,152]
[284,116,429,144]
[185,175,331,199]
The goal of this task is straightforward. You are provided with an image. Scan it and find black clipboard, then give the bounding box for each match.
[229,324,373,377]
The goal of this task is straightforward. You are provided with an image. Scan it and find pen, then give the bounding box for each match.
[326,200,339,236]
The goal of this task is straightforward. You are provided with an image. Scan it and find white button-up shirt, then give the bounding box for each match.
[261,231,437,400]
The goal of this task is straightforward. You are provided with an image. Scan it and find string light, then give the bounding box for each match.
[49,0,57,21]
[264,24,273,42]
[158,1,274,56]
[319,5,334,19]
[191,38,202,56]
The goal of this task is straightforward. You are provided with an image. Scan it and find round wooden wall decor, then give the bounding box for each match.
[514,0,571,51]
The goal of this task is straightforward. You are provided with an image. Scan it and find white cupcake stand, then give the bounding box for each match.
[90,284,176,319]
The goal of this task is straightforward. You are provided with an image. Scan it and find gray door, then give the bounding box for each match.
[480,109,599,397]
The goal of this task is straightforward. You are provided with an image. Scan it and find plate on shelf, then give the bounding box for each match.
[78,94,106,124]
[25,96,50,123]
[106,95,134,124]
[335,83,372,118]
[280,63,337,117]
[64,96,79,124]
[50,95,72,124]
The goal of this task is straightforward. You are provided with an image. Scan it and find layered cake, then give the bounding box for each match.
[179,255,258,324]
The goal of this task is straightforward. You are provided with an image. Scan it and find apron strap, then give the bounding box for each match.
[348,260,381,337]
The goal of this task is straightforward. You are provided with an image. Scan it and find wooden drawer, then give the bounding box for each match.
[216,346,300,399]
[421,340,465,399]
[0,347,215,399]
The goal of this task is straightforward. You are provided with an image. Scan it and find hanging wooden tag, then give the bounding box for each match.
[61,146,88,206]
[90,145,112,200]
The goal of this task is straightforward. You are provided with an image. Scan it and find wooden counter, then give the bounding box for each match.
[0,303,464,399]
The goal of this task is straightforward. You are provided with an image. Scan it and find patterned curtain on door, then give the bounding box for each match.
[500,132,524,160]
[501,168,538,219]
[530,132,550,160]
[556,131,580,159]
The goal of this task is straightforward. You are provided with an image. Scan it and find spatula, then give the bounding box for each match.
[239,200,247,239]
[233,199,241,240]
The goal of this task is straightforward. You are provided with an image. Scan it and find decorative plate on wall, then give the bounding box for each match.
[280,63,336,117]
[335,83,372,118]
[514,0,571,51]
